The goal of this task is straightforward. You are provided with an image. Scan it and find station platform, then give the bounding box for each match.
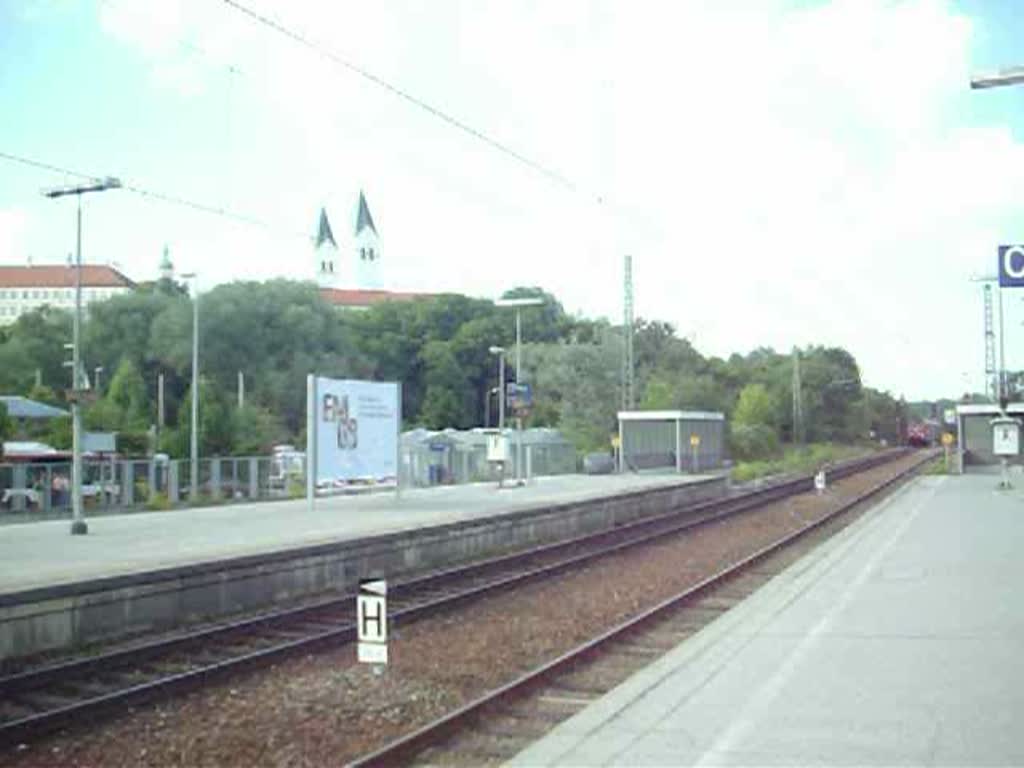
[512,474,1024,766]
[0,472,718,595]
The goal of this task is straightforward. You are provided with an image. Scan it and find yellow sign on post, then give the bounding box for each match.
[690,434,700,447]
[941,433,954,447]
[611,435,621,449]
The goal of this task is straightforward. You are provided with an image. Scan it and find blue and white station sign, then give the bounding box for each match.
[998,245,1024,287]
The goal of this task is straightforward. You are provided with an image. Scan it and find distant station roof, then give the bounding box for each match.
[618,410,725,422]
[0,396,68,420]
[355,191,377,236]
[319,287,428,309]
[956,403,1024,416]
[0,264,134,289]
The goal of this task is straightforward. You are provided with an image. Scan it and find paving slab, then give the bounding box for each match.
[511,474,1024,767]
[0,472,713,594]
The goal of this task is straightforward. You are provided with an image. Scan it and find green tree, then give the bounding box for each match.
[419,341,474,429]
[640,376,675,409]
[733,383,776,429]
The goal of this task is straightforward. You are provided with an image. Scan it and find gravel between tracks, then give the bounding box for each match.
[1,453,925,768]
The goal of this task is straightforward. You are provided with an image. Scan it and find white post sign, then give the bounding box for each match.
[814,470,827,494]
[357,578,388,664]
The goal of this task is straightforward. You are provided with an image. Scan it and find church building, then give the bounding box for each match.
[315,191,424,309]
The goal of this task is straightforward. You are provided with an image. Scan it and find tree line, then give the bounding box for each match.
[0,277,912,460]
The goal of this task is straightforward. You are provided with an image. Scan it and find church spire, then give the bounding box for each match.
[315,207,337,249]
[354,191,377,236]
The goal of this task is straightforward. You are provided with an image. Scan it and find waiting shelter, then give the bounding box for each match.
[955,403,1024,471]
[617,410,725,473]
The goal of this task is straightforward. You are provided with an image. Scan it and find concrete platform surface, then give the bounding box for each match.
[511,474,1024,767]
[0,473,712,595]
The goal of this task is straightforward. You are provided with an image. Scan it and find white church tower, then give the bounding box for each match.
[353,190,382,290]
[313,207,340,288]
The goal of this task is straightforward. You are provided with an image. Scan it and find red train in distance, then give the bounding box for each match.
[906,421,941,447]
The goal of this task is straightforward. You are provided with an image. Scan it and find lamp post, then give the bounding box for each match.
[181,272,200,501]
[43,177,121,536]
[969,69,1024,403]
[488,347,506,430]
[970,66,1024,90]
[495,298,544,485]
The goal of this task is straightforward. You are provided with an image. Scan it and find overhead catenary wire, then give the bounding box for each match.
[219,0,581,197]
[0,150,308,238]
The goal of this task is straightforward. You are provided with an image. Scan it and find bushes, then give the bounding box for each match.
[729,424,780,462]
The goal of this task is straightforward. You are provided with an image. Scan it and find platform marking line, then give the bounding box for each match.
[691,476,942,766]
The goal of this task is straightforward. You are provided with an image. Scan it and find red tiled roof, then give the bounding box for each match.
[0,265,135,289]
[319,288,429,307]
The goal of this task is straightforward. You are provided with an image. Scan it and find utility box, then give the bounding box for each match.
[485,431,510,463]
[991,416,1021,456]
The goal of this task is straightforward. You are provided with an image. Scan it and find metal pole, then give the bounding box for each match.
[999,286,1006,403]
[395,382,402,500]
[157,373,165,427]
[498,355,506,430]
[190,280,199,501]
[70,195,86,535]
[306,373,315,512]
[238,370,245,410]
[515,308,522,485]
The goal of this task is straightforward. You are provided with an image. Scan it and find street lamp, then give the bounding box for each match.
[181,272,200,501]
[970,66,1024,90]
[968,70,1024,402]
[494,297,544,485]
[43,176,121,536]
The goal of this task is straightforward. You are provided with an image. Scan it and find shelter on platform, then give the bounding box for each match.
[617,410,725,473]
[955,403,1024,470]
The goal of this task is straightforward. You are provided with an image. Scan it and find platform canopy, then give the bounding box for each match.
[0,396,68,420]
[616,410,725,473]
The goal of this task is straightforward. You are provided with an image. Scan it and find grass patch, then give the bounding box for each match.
[731,442,873,483]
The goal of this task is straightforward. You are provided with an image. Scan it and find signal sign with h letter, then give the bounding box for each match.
[357,578,388,664]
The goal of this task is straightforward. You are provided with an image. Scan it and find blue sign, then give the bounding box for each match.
[506,382,533,410]
[998,245,1024,287]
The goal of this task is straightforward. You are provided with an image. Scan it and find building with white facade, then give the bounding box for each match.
[0,264,135,325]
[315,190,428,310]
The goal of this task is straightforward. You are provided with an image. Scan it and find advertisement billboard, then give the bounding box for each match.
[313,377,400,487]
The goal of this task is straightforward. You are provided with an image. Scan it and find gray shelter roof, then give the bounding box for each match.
[0,396,68,419]
[402,427,572,448]
[618,410,725,422]
[355,191,377,236]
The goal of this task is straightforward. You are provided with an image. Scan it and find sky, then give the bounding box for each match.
[3,0,1024,401]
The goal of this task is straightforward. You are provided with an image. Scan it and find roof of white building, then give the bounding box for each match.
[0,265,134,289]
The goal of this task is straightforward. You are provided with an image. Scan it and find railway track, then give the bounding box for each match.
[351,449,937,767]
[0,449,913,748]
